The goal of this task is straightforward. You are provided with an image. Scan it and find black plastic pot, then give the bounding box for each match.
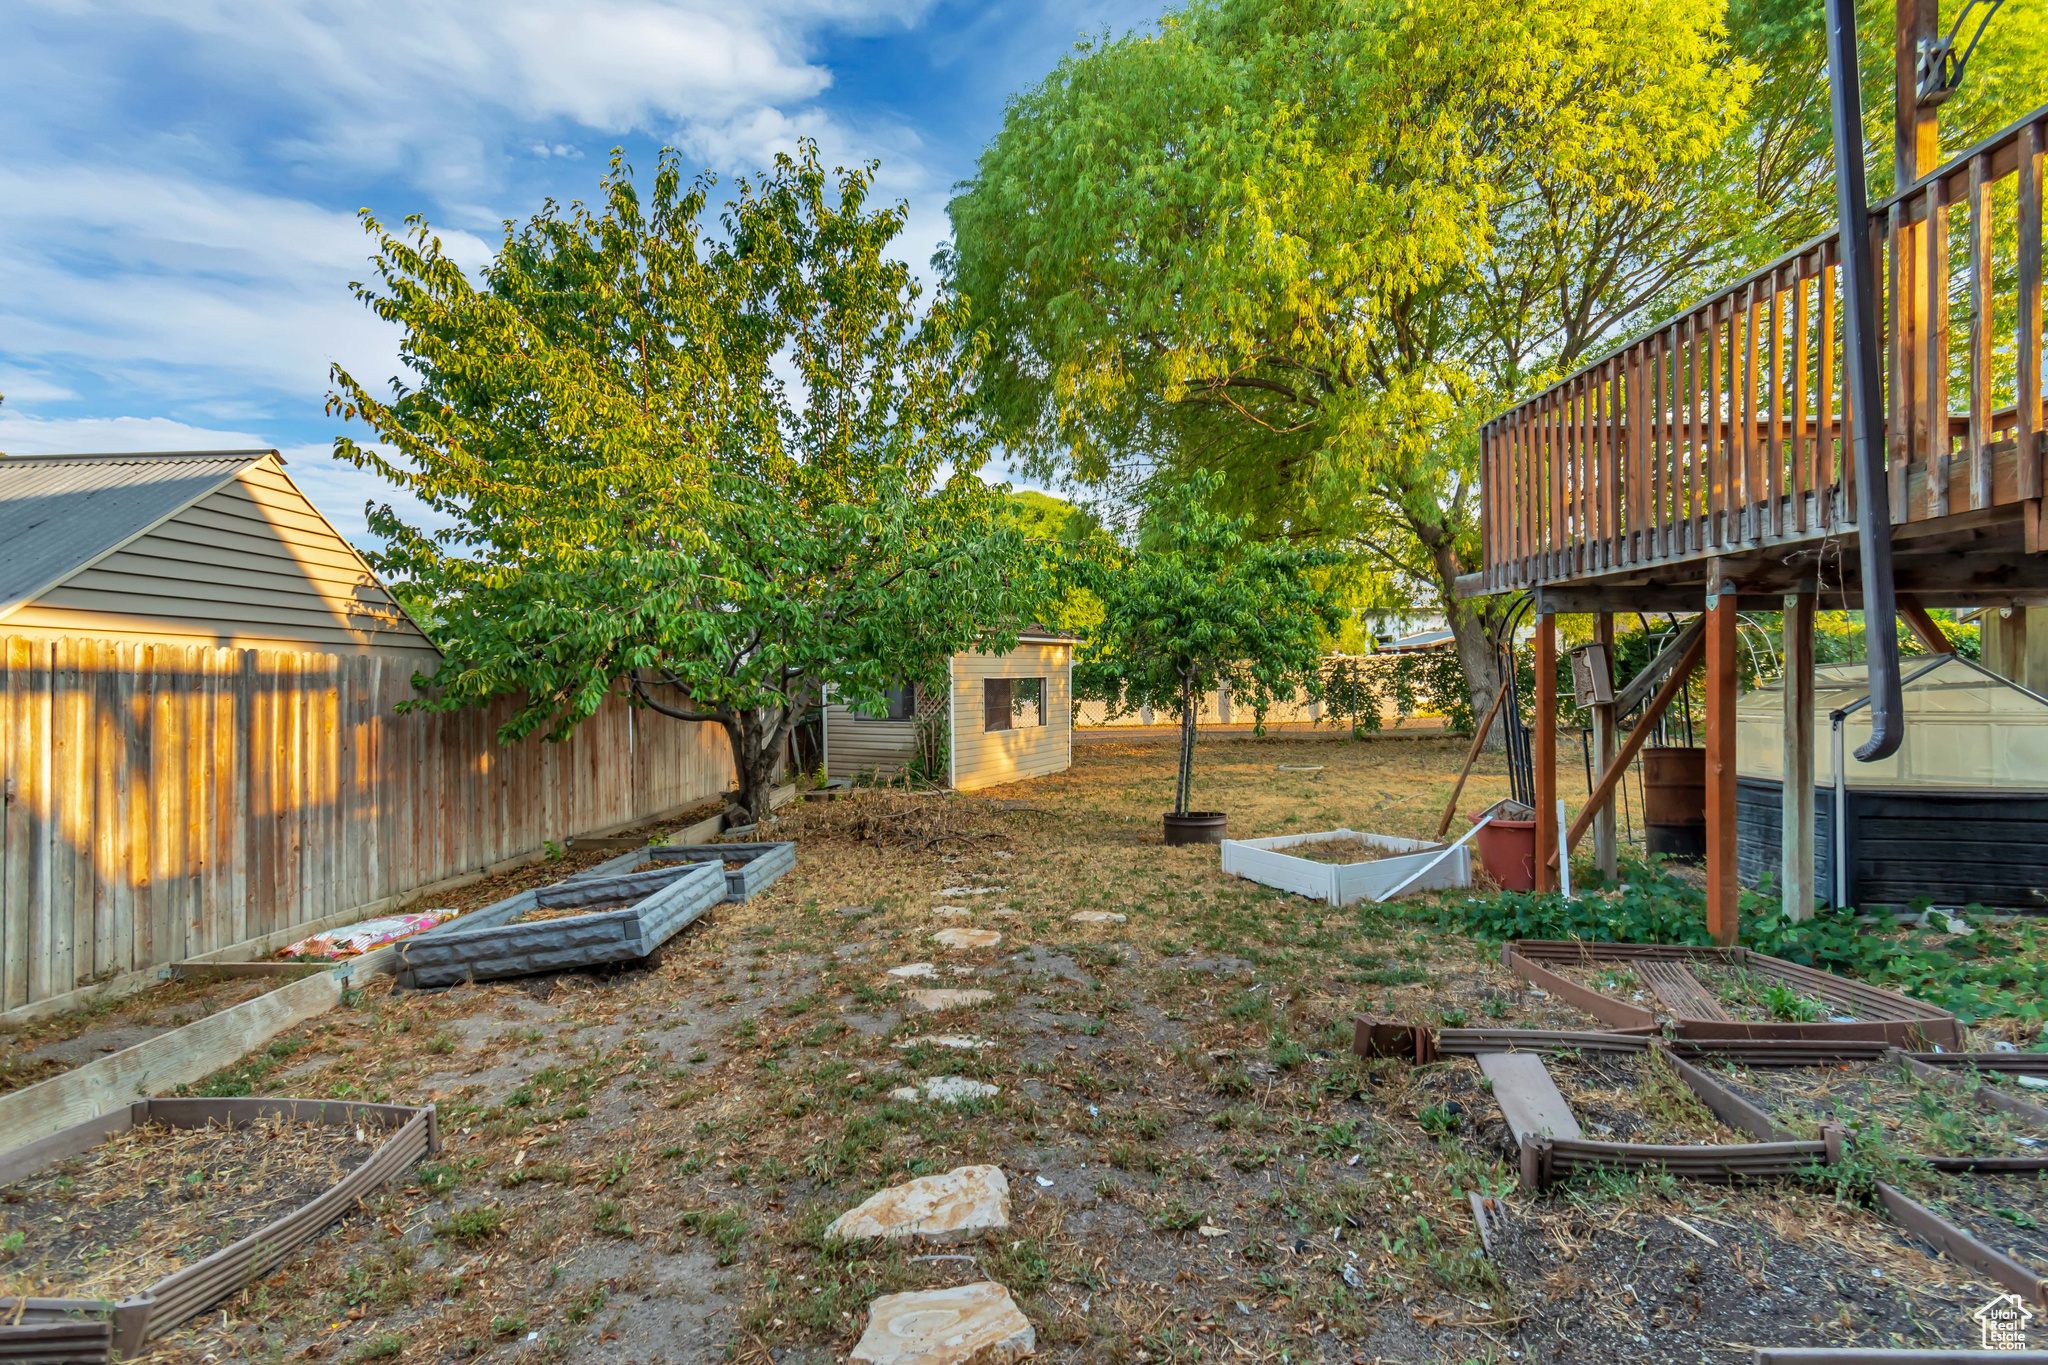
[1162,811,1228,845]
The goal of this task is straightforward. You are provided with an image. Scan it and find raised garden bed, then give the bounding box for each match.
[1502,940,1963,1048]
[1220,828,1469,905]
[1356,1017,2048,1308]
[394,860,726,988]
[570,841,796,902]
[1703,1053,2048,1164]
[0,1096,435,1360]
[1369,1024,1833,1189]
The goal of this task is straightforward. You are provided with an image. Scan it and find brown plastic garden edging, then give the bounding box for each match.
[1350,1018,2048,1304]
[1502,941,1962,1048]
[0,1097,437,1360]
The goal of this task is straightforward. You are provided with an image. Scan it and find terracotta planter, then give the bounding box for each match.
[1163,811,1228,845]
[1471,812,1538,890]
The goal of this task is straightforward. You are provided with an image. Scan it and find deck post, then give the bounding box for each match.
[1535,611,1559,892]
[1780,582,1817,920]
[1705,569,1740,944]
[1592,612,1617,879]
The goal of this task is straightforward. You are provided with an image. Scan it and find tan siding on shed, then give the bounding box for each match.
[824,706,922,781]
[4,462,439,668]
[951,643,1071,792]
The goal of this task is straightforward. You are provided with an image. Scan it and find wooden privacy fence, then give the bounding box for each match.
[0,635,734,1016]
[1476,104,2045,592]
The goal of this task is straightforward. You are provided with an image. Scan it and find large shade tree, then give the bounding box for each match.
[331,145,1051,823]
[949,0,2048,732]
[945,0,1751,722]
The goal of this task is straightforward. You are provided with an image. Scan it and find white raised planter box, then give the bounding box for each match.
[1220,827,1471,906]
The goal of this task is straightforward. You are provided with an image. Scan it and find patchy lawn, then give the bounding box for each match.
[92,731,2036,1364]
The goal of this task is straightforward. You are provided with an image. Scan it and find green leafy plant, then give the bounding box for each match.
[1074,474,1339,818]
[331,143,1054,823]
[434,1207,506,1245]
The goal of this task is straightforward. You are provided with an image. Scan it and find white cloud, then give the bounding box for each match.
[0,164,495,410]
[26,0,934,182]
[0,369,77,404]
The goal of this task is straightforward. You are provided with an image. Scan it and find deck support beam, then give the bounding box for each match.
[1781,582,1817,921]
[1705,570,1740,944]
[1592,613,1617,879]
[1535,611,1559,893]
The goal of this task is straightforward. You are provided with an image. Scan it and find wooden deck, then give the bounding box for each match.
[1462,105,2045,610]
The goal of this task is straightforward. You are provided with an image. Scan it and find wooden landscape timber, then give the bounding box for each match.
[0,1097,436,1360]
[0,946,396,1156]
[393,859,727,988]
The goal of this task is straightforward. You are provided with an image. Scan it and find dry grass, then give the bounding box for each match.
[52,729,2009,1365]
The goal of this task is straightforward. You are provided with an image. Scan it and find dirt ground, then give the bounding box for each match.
[37,731,2038,1365]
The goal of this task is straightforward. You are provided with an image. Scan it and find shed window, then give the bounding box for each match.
[985,677,1045,731]
[854,683,917,722]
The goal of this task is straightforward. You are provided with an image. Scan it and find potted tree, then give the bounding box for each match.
[1078,478,1339,844]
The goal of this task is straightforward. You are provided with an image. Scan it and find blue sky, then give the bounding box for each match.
[0,0,1158,544]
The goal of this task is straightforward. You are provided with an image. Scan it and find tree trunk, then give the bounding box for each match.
[720,704,796,827]
[1175,674,1197,816]
[1420,536,1509,752]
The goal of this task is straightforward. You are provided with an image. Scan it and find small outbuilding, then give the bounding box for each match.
[0,449,438,667]
[824,629,1077,792]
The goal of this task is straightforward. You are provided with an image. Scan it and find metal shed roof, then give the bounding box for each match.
[0,450,276,619]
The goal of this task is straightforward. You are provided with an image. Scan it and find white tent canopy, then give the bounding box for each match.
[1737,656,2048,789]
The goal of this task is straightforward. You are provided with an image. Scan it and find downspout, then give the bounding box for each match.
[1827,652,1953,905]
[1825,0,1906,761]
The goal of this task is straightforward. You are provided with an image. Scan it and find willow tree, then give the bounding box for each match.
[332,145,1049,823]
[945,0,1749,722]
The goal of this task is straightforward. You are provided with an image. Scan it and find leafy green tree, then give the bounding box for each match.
[331,145,1050,823]
[1078,477,1340,817]
[946,0,1749,726]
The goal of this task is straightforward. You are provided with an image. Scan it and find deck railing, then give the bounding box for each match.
[1476,104,2046,595]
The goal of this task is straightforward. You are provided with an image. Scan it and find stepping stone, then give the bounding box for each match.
[889,963,938,979]
[893,1035,992,1051]
[850,1282,1034,1365]
[907,989,994,1012]
[933,928,1002,951]
[890,1076,999,1104]
[837,905,876,918]
[1477,1052,1583,1141]
[935,886,1008,897]
[1070,911,1127,924]
[826,1166,1010,1243]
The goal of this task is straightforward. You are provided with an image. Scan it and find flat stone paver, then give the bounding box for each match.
[888,963,938,978]
[1070,911,1127,924]
[825,1165,1009,1243]
[850,1282,1033,1365]
[932,928,1001,950]
[889,1076,999,1104]
[906,989,995,1012]
[893,1035,992,1051]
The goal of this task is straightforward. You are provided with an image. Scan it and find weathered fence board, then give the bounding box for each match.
[0,636,734,1017]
